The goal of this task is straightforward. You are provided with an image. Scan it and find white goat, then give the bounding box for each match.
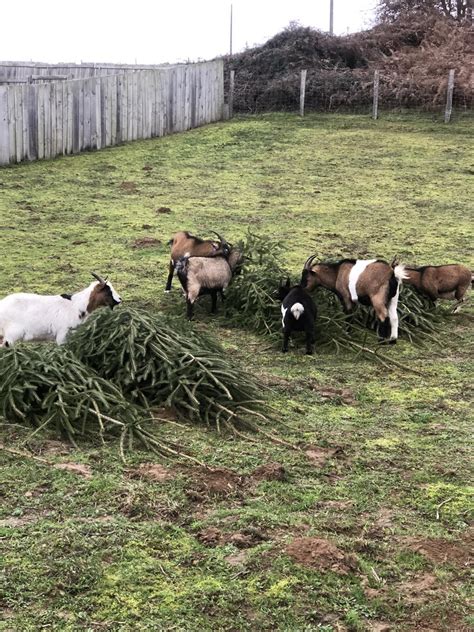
[0,273,121,347]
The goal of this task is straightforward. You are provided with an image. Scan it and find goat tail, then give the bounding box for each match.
[393,264,408,283]
[291,303,305,320]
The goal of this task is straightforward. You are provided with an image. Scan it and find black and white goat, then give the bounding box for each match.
[165,230,231,292]
[175,248,243,319]
[404,264,473,312]
[278,278,317,354]
[0,273,121,347]
[301,256,407,343]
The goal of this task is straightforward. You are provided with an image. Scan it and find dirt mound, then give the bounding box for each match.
[187,467,245,499]
[285,537,351,573]
[186,463,286,500]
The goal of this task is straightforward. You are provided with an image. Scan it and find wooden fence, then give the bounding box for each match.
[0,61,169,83]
[0,60,224,166]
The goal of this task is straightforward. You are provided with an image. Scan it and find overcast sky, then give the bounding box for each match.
[1,1,378,66]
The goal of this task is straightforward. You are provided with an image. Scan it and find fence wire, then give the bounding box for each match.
[227,68,473,117]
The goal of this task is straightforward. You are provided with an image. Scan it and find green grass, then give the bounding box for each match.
[1,112,473,631]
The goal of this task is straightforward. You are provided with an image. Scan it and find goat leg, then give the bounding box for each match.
[305,328,315,355]
[210,290,218,314]
[165,261,175,292]
[186,299,194,320]
[282,331,290,353]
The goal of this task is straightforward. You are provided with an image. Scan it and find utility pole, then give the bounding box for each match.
[230,4,233,55]
[329,0,334,35]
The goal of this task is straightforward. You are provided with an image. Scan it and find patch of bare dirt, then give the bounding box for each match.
[53,462,92,478]
[259,374,292,389]
[317,500,353,511]
[251,462,286,482]
[307,382,356,405]
[364,507,397,538]
[0,515,37,528]
[156,206,172,214]
[368,623,392,632]
[197,525,268,548]
[225,549,248,566]
[398,573,439,604]
[84,214,104,224]
[128,463,175,483]
[36,440,70,456]
[119,181,139,193]
[305,445,343,468]
[142,164,153,171]
[131,236,161,249]
[402,533,472,568]
[285,537,352,574]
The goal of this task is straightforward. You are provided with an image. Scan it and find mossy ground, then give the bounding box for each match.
[0,112,473,631]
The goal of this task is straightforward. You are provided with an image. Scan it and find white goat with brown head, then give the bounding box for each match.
[165,231,231,292]
[404,264,472,312]
[0,273,121,347]
[301,256,407,343]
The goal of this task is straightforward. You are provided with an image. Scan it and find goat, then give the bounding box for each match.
[404,264,473,312]
[301,256,407,343]
[278,278,317,354]
[0,273,121,347]
[175,248,243,319]
[165,230,231,292]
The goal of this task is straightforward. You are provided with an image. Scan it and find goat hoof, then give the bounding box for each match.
[389,339,397,345]
[282,348,289,353]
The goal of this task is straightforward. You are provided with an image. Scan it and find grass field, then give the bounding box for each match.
[0,112,473,631]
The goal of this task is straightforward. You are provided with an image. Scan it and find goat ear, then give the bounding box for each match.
[390,255,400,268]
[285,277,291,288]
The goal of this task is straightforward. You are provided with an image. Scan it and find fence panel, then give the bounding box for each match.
[0,61,224,165]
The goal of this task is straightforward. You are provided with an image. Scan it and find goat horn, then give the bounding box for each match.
[303,254,318,269]
[91,272,106,284]
[210,231,228,246]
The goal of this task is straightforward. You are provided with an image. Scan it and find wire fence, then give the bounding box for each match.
[227,68,473,120]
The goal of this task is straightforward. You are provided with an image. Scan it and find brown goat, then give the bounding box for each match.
[404,264,473,311]
[301,256,407,342]
[165,230,230,292]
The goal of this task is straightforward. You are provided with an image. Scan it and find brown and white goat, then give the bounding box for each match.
[404,264,473,312]
[301,256,407,342]
[165,231,230,292]
[0,273,121,347]
[176,248,243,319]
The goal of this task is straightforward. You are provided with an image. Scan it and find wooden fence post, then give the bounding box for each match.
[372,70,380,120]
[444,69,455,123]
[299,69,307,116]
[0,86,9,165]
[229,70,235,119]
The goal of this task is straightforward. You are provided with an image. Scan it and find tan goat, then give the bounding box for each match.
[404,264,473,312]
[165,231,230,292]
